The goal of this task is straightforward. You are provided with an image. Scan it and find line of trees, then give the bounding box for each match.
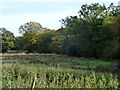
[0,3,120,59]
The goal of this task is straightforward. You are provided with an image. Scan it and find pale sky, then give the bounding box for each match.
[0,0,120,36]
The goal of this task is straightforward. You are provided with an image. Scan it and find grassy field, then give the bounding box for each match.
[1,53,120,88]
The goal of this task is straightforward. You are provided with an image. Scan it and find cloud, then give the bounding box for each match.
[0,5,14,9]
[0,0,120,3]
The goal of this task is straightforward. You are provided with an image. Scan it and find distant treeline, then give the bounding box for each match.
[0,3,120,59]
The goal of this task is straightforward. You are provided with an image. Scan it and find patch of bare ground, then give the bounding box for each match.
[2,63,12,67]
[1,53,59,56]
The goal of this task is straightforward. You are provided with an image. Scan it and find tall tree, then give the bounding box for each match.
[19,21,55,52]
[19,21,43,35]
[59,3,119,58]
[19,21,43,52]
[0,28,15,52]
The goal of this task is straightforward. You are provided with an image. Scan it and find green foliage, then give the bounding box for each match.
[1,2,120,88]
[57,3,120,58]
[49,35,65,54]
[1,3,120,59]
[0,28,15,52]
[103,15,120,58]
[14,36,24,50]
[19,21,43,34]
[2,64,120,88]
[35,30,55,53]
[2,54,119,74]
[18,21,55,52]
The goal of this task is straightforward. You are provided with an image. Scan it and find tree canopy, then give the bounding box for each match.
[0,28,15,52]
[1,3,120,59]
[19,21,43,35]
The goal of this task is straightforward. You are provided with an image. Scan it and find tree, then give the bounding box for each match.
[14,36,24,50]
[103,14,120,58]
[49,35,65,54]
[19,21,43,35]
[35,30,55,53]
[19,21,55,53]
[0,28,15,52]
[78,3,119,20]
[59,16,78,27]
[59,3,119,58]
[19,21,43,52]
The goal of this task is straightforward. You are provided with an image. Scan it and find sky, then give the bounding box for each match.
[0,0,120,36]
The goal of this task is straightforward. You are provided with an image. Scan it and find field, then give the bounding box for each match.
[1,53,120,88]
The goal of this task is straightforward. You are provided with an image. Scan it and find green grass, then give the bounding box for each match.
[2,53,120,88]
[2,54,119,74]
[2,63,119,88]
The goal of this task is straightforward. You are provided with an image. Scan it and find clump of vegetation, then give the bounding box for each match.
[1,2,120,89]
[1,3,120,59]
[2,54,119,74]
[2,64,120,88]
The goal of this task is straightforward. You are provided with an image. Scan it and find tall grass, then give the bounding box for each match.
[2,64,119,88]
